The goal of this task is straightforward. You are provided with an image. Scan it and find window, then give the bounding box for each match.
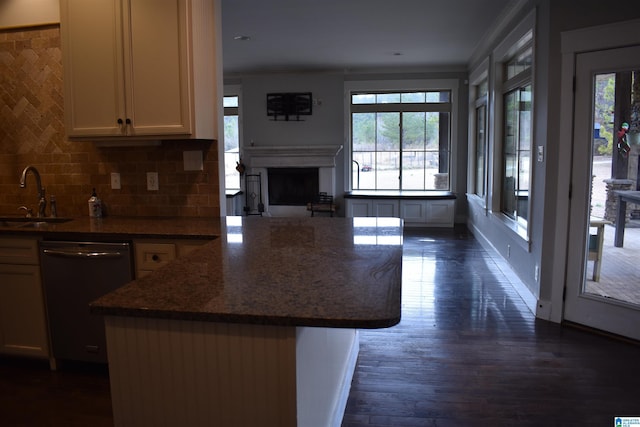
[224,95,240,190]
[473,78,488,198]
[350,90,452,191]
[500,32,533,228]
[489,8,535,239]
[502,83,531,224]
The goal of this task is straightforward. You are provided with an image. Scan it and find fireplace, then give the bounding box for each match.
[268,168,319,206]
[244,145,343,216]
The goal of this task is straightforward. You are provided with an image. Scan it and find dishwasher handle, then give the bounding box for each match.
[42,248,126,259]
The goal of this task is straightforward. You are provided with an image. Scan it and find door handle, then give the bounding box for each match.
[42,249,124,259]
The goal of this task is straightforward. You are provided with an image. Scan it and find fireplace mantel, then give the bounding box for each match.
[245,145,343,168]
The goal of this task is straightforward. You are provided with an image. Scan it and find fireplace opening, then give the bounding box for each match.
[268,167,319,206]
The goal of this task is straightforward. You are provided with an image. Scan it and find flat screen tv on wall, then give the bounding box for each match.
[266,92,312,121]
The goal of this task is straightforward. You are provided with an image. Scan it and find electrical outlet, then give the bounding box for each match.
[147,172,159,191]
[111,172,121,190]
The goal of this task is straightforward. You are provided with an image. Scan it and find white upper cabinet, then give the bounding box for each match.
[60,0,218,140]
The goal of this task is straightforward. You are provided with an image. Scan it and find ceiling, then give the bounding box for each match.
[220,0,523,76]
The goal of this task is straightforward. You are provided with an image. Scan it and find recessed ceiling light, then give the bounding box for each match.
[234,35,251,41]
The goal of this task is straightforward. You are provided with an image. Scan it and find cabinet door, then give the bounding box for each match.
[61,0,126,137]
[0,264,49,358]
[61,0,192,138]
[373,200,400,217]
[401,200,428,224]
[346,199,372,217]
[124,0,192,136]
[426,200,455,227]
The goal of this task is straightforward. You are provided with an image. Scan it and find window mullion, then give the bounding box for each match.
[399,112,403,190]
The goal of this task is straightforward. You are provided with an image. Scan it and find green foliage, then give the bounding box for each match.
[377,112,400,150]
[595,74,615,155]
[353,112,441,151]
[223,116,239,152]
[352,113,375,150]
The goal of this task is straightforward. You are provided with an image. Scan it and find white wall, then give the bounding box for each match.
[237,73,347,211]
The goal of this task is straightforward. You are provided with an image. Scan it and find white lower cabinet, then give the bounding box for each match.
[374,200,400,217]
[346,198,455,227]
[347,199,373,217]
[0,237,49,358]
[425,200,456,227]
[401,200,428,223]
[346,199,400,218]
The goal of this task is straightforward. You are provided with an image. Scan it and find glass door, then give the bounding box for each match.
[564,45,640,341]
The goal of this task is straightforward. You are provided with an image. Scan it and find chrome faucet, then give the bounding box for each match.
[19,165,47,217]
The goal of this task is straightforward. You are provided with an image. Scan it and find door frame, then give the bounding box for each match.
[556,19,640,337]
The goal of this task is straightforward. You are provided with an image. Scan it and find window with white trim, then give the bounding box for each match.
[490,8,535,239]
[473,78,488,198]
[350,90,451,191]
[500,33,533,228]
[223,95,240,190]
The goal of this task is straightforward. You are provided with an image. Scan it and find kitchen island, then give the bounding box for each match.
[91,216,403,427]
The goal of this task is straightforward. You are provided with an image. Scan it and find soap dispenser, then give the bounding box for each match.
[50,195,57,218]
[88,188,102,217]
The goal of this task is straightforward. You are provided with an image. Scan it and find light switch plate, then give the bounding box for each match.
[147,172,159,191]
[183,150,203,171]
[110,172,121,189]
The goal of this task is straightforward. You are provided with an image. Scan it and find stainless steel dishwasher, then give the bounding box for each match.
[40,240,133,365]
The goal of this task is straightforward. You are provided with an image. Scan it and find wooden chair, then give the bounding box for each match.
[307,193,336,217]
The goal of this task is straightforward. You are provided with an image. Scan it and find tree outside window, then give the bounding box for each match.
[351,91,451,191]
[224,96,240,190]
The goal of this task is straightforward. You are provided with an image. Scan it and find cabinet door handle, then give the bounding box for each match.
[117,118,123,125]
[152,254,160,262]
[125,118,132,125]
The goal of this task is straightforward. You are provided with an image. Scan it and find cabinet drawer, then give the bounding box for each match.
[0,237,40,265]
[134,242,177,272]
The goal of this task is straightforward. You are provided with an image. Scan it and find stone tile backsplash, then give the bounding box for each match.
[0,25,220,218]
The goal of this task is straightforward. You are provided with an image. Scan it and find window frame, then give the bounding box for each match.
[491,10,535,243]
[468,57,490,209]
[223,85,242,191]
[344,79,459,193]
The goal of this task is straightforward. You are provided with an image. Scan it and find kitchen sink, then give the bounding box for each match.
[0,217,73,228]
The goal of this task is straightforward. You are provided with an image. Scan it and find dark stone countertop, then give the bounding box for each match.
[90,216,403,329]
[0,216,220,240]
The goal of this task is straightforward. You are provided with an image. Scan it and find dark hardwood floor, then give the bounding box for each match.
[0,358,112,427]
[1,226,638,426]
[343,226,640,427]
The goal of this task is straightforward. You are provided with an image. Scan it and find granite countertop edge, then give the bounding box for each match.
[89,304,401,329]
